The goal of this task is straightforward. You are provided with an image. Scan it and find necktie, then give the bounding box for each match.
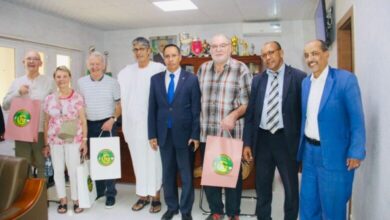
[266,73,279,134]
[167,73,175,128]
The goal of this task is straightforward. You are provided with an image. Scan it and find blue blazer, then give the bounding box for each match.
[297,67,366,170]
[243,65,306,159]
[148,69,201,148]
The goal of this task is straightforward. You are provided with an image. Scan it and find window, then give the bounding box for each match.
[56,54,70,69]
[0,47,15,102]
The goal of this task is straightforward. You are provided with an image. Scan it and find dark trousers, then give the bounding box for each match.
[255,128,299,220]
[200,142,243,217]
[160,129,195,214]
[87,119,117,199]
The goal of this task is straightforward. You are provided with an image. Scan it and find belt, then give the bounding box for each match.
[259,128,284,135]
[305,135,321,146]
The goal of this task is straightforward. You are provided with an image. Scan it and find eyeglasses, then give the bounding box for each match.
[25,57,41,62]
[210,43,229,50]
[132,47,147,53]
[260,49,280,59]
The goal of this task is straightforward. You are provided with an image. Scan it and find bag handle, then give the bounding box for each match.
[98,130,112,137]
[217,127,233,138]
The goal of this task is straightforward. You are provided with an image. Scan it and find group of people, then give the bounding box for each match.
[1,33,365,220]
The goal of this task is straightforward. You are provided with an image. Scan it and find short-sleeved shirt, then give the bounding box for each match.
[197,58,253,142]
[44,90,85,145]
[77,74,120,121]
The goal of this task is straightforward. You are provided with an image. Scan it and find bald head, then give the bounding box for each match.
[23,50,42,75]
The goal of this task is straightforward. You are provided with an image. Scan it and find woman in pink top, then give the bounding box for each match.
[42,66,87,214]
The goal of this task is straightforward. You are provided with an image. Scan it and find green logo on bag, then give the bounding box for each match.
[212,154,233,175]
[13,109,31,127]
[87,175,93,192]
[97,149,114,166]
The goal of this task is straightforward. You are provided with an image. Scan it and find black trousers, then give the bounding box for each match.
[255,128,299,220]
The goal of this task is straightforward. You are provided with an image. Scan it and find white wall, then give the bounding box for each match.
[0,1,105,78]
[104,20,315,76]
[329,0,390,219]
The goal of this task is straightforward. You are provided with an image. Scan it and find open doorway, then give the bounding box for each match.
[337,7,354,72]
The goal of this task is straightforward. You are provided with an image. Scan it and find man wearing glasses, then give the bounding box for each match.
[3,50,53,178]
[117,37,165,213]
[197,34,253,220]
[243,41,306,220]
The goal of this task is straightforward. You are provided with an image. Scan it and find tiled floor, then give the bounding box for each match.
[1,140,287,220]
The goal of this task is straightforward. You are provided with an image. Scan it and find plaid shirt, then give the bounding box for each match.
[197,58,253,142]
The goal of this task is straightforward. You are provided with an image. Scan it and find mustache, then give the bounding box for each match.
[308,61,318,66]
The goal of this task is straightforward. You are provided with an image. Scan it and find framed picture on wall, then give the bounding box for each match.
[149,35,177,56]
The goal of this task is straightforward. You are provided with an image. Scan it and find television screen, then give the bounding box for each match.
[315,0,327,43]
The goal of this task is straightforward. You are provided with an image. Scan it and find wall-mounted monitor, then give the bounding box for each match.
[315,0,334,46]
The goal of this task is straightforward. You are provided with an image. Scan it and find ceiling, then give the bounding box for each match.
[3,0,318,30]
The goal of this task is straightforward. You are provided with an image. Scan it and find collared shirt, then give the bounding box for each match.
[304,66,329,140]
[165,67,181,92]
[2,74,54,132]
[259,63,285,130]
[197,58,253,142]
[77,74,121,121]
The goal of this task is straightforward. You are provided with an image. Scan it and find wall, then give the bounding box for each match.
[104,20,315,76]
[329,0,390,219]
[0,1,104,78]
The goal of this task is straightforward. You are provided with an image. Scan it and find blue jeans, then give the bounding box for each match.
[87,118,117,199]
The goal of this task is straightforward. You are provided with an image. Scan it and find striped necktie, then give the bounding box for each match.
[266,73,279,134]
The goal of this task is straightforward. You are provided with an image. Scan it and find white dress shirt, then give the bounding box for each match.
[165,67,181,92]
[304,66,329,140]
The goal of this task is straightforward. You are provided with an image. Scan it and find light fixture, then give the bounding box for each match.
[153,0,198,12]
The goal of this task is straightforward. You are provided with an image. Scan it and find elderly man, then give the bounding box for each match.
[298,40,366,220]
[118,37,165,213]
[243,41,306,220]
[2,50,53,178]
[78,51,121,208]
[197,34,253,220]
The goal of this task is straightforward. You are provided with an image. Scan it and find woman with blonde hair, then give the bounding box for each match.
[43,66,88,214]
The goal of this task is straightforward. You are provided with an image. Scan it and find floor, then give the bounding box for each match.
[1,139,288,220]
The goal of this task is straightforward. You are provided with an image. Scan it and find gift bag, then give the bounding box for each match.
[4,98,40,142]
[90,131,121,180]
[77,159,97,208]
[201,132,243,188]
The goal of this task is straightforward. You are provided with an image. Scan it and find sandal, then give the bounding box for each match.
[57,203,68,214]
[149,200,161,213]
[131,198,150,211]
[74,203,84,214]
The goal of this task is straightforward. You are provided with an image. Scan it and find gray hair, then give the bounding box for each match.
[132,37,150,48]
[87,51,106,66]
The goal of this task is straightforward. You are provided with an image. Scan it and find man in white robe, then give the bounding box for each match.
[118,37,165,213]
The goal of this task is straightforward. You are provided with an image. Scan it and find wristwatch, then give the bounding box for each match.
[111,116,117,122]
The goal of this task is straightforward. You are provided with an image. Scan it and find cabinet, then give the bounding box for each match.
[118,56,262,189]
[180,55,263,74]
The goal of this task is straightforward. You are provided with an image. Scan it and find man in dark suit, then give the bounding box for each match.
[298,40,365,220]
[243,41,306,220]
[148,44,201,220]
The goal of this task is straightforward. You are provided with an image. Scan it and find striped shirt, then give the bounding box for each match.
[197,58,252,142]
[77,74,120,121]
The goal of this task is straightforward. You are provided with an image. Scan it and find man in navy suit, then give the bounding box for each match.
[243,41,306,220]
[298,40,366,220]
[148,44,201,220]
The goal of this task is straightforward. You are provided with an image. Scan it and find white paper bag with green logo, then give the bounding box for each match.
[201,130,243,188]
[76,158,96,208]
[90,131,121,180]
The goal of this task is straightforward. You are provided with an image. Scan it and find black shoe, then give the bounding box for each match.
[182,213,193,220]
[105,197,115,209]
[161,210,178,220]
